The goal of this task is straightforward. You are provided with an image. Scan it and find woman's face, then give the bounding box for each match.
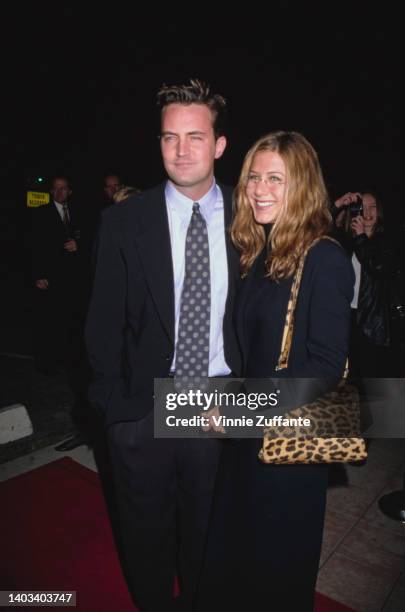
[246,150,287,224]
[362,193,378,231]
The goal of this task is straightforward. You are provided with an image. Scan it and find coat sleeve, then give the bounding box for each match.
[85,211,127,411]
[279,243,354,380]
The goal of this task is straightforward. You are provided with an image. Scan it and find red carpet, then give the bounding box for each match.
[0,457,355,611]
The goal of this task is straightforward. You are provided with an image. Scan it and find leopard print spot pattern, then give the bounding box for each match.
[259,436,367,464]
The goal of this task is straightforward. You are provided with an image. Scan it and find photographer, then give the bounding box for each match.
[332,190,401,377]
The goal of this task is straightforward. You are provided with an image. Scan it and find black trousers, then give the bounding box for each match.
[107,412,222,612]
[196,438,328,612]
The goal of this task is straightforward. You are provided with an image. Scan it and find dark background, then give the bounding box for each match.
[0,5,403,354]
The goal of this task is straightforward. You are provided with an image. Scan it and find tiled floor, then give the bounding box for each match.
[317,439,405,611]
[1,439,405,611]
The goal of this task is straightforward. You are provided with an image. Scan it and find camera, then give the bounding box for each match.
[349,196,363,218]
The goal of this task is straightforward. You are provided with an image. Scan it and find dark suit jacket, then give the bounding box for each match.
[31,201,80,285]
[85,182,242,426]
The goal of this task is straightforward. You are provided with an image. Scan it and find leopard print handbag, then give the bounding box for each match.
[259,237,367,465]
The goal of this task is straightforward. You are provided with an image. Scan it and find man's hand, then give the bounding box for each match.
[201,406,226,434]
[64,239,78,252]
[35,279,49,290]
[351,215,366,236]
[335,192,362,208]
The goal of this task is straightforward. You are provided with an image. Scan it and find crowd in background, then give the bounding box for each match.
[29,172,405,385]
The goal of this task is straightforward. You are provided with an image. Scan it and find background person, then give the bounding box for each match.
[333,190,401,377]
[32,175,82,375]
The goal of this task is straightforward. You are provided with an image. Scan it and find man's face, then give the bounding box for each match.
[104,175,121,200]
[51,179,71,204]
[160,103,226,198]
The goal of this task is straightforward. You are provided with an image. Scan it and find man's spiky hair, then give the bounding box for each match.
[157,78,227,138]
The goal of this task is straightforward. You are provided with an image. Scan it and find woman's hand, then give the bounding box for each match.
[201,406,226,433]
[351,215,366,236]
[64,239,78,252]
[335,192,362,208]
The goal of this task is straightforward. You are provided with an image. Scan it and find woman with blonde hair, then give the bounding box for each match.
[198,132,354,611]
[112,185,141,204]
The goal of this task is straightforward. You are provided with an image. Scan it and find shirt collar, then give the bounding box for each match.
[165,179,221,224]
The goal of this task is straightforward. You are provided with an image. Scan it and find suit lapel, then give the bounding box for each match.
[234,254,262,368]
[134,184,175,345]
[219,183,239,294]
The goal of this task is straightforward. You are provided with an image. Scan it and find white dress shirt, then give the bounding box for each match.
[54,200,68,220]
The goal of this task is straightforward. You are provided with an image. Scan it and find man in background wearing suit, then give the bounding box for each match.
[32,175,81,374]
[85,79,241,611]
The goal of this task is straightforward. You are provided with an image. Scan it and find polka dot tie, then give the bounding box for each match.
[175,202,211,390]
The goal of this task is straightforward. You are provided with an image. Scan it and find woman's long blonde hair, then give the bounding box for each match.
[231,131,332,280]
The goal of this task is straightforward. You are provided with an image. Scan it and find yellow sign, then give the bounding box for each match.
[27,191,50,208]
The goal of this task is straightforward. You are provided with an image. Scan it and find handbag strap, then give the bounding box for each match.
[275,235,343,372]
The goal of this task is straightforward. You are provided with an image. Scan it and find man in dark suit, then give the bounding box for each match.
[32,175,82,374]
[85,79,241,611]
